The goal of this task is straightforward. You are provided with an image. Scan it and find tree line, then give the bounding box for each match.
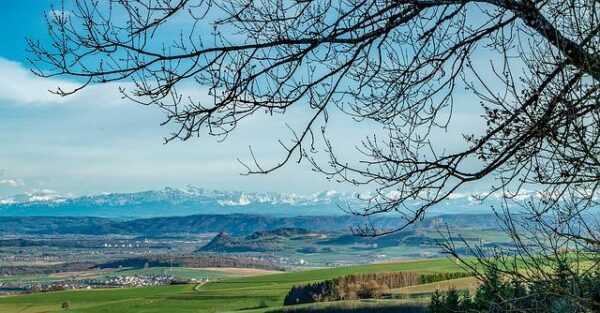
[429,259,600,312]
[284,271,470,305]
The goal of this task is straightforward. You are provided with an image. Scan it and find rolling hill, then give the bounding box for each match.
[0,213,503,236]
[0,258,469,313]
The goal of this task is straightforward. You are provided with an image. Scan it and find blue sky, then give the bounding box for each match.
[0,1,487,198]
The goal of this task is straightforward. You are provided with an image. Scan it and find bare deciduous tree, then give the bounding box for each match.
[30,0,600,233]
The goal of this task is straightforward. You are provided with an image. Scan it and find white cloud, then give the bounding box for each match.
[385,190,402,200]
[48,10,72,18]
[0,58,143,108]
[0,198,16,205]
[0,179,24,187]
[38,188,57,194]
[325,190,338,197]
[0,58,78,104]
[0,57,484,196]
[447,192,467,200]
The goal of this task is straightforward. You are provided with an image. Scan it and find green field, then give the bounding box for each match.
[0,267,234,286]
[0,258,467,313]
[99,267,235,280]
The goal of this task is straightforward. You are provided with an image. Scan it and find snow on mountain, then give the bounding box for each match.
[0,186,507,218]
[3,190,67,204]
[0,198,16,205]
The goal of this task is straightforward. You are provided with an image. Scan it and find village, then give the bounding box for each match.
[2,274,210,294]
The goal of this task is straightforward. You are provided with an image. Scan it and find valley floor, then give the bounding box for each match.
[0,258,471,313]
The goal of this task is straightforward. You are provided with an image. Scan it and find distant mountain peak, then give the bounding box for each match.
[0,186,500,218]
[217,230,231,237]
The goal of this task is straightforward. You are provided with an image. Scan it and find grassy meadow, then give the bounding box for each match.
[0,267,236,286]
[0,258,469,313]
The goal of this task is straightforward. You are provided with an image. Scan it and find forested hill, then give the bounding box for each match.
[0,213,501,236]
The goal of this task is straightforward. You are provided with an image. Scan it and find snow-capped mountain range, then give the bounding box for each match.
[0,186,506,218]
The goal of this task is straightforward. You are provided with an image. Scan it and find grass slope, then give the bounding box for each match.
[100,267,235,280]
[0,258,465,313]
[0,267,233,286]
